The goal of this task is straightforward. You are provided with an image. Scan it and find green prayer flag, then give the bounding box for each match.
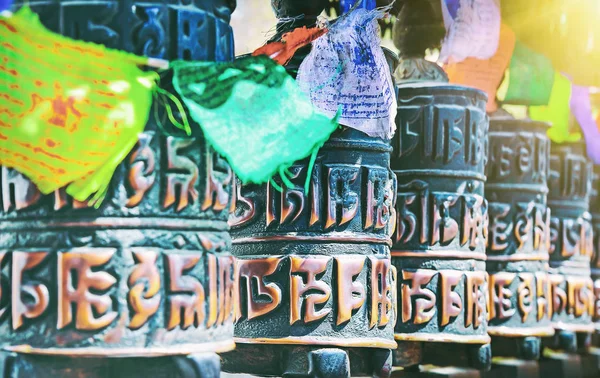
[0,7,156,206]
[503,41,555,106]
[171,55,339,186]
[529,72,581,143]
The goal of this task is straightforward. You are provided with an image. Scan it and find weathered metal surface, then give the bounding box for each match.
[390,83,490,372]
[224,126,397,377]
[546,141,594,335]
[485,115,553,360]
[1,1,236,376]
[591,166,600,334]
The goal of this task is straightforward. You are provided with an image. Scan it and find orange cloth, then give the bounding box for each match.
[253,26,328,66]
[444,24,516,113]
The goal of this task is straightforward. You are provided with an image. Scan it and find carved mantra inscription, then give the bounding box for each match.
[394,103,488,166]
[487,201,551,256]
[393,181,488,251]
[548,150,592,200]
[395,269,488,335]
[488,272,551,325]
[548,274,594,328]
[0,248,235,334]
[549,214,594,260]
[235,255,396,328]
[0,135,231,215]
[487,131,549,184]
[230,165,396,232]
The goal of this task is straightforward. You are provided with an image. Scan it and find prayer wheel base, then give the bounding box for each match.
[0,352,221,378]
[485,359,539,378]
[392,366,482,378]
[222,345,393,378]
[419,343,492,372]
[490,336,541,360]
[539,352,583,378]
[579,347,600,378]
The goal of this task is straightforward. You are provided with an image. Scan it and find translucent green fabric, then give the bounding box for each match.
[171,55,339,185]
[503,41,555,106]
[530,72,581,143]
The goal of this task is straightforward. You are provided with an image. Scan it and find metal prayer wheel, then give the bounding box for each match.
[545,141,595,352]
[391,83,491,370]
[1,1,236,377]
[224,127,397,378]
[591,166,600,334]
[485,115,553,361]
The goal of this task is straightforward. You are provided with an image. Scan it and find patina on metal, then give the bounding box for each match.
[0,1,236,377]
[391,82,490,371]
[224,125,397,377]
[485,112,554,361]
[222,1,397,377]
[544,141,594,354]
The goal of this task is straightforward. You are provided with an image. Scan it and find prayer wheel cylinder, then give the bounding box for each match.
[485,116,553,362]
[224,127,397,378]
[592,166,600,335]
[545,141,595,351]
[0,1,236,377]
[391,83,491,370]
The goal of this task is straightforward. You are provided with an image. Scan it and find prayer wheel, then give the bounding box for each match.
[224,129,397,377]
[544,141,594,352]
[0,1,236,377]
[592,166,600,335]
[485,114,554,361]
[391,83,491,371]
[222,4,397,377]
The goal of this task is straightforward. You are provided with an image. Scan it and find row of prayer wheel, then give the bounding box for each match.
[1,0,599,377]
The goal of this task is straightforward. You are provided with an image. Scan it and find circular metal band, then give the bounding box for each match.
[4,339,236,357]
[234,336,397,349]
[394,333,491,344]
[487,326,555,337]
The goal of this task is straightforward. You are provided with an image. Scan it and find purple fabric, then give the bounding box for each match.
[0,0,12,11]
[571,84,600,164]
[445,0,460,19]
[340,0,376,14]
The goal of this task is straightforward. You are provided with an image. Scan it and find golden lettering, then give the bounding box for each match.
[536,272,551,321]
[550,274,567,315]
[201,148,232,212]
[237,258,282,320]
[489,272,516,320]
[127,249,161,329]
[517,273,534,323]
[465,271,486,329]
[126,133,156,207]
[57,249,117,331]
[165,254,205,330]
[290,256,331,324]
[12,252,49,330]
[325,166,359,229]
[216,255,236,326]
[335,256,366,325]
[401,270,436,325]
[431,195,459,246]
[163,137,199,212]
[440,270,462,326]
[370,257,393,328]
[206,254,219,328]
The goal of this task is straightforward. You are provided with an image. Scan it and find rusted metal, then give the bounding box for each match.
[0,1,236,377]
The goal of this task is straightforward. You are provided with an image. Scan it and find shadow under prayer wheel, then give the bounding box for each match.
[223,128,398,378]
[485,116,554,362]
[390,83,491,371]
[0,1,236,377]
[544,141,594,354]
